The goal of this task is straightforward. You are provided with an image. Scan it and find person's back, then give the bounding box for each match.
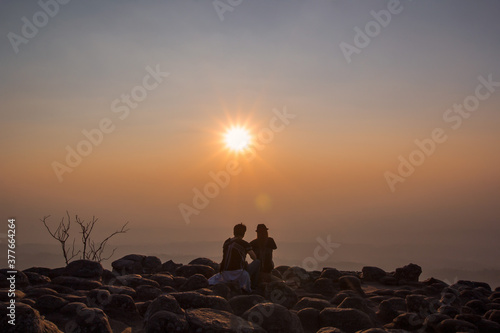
[250,224,277,274]
[221,237,252,271]
[208,223,260,292]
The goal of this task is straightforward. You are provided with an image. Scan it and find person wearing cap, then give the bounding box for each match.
[250,224,277,283]
[208,223,260,292]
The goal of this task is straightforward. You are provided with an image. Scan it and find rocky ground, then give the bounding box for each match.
[1,255,500,332]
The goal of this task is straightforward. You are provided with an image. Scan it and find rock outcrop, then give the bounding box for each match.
[1,258,498,333]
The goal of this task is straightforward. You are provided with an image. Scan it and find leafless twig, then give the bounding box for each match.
[40,211,129,263]
[40,212,80,265]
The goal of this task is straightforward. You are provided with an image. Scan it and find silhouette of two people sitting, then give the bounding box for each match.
[208,223,277,292]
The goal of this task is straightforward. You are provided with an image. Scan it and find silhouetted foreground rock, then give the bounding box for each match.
[1,258,499,332]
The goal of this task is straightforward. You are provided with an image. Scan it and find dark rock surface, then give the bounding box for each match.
[175,264,215,279]
[393,263,422,283]
[187,308,265,332]
[1,257,498,333]
[65,260,103,279]
[230,294,266,316]
[243,302,303,333]
[319,307,373,333]
[362,266,387,282]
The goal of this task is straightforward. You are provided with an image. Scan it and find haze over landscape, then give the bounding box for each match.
[1,1,500,287]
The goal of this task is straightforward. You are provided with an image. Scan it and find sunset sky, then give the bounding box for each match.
[1,1,499,271]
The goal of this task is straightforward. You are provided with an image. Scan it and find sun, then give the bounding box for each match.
[224,127,252,152]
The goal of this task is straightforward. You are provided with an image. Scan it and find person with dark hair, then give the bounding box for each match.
[208,223,260,292]
[250,224,277,282]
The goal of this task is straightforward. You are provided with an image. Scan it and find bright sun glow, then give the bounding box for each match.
[224,127,252,152]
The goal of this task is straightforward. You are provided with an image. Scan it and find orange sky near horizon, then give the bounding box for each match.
[0,1,499,274]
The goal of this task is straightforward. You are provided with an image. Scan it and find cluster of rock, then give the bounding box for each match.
[1,256,499,333]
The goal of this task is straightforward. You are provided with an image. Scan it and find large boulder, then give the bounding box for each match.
[134,285,162,301]
[187,308,265,333]
[312,278,336,296]
[24,287,59,299]
[60,302,87,315]
[159,260,183,274]
[438,305,460,318]
[379,275,398,286]
[210,282,233,300]
[282,266,310,287]
[47,267,66,279]
[338,297,374,318]
[229,295,266,317]
[243,302,304,333]
[23,267,52,277]
[24,272,51,286]
[112,254,145,275]
[385,312,423,331]
[265,281,298,309]
[485,309,500,325]
[65,260,103,279]
[316,328,345,333]
[144,311,188,333]
[436,319,479,333]
[144,294,184,322]
[51,276,102,290]
[65,307,113,333]
[320,268,342,282]
[294,297,332,311]
[87,290,141,325]
[476,319,500,332]
[423,313,451,332]
[189,257,220,272]
[338,276,365,297]
[142,256,162,274]
[111,254,162,275]
[170,291,232,312]
[87,289,112,308]
[361,266,387,282]
[180,273,209,291]
[115,274,160,288]
[297,307,320,333]
[376,297,407,323]
[464,299,489,315]
[99,285,136,298]
[393,263,422,283]
[330,291,360,306]
[319,307,373,333]
[175,265,215,279]
[451,280,491,291]
[148,273,176,288]
[0,302,61,332]
[406,294,431,314]
[34,295,68,315]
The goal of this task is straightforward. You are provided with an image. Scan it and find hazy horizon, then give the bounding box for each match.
[1,0,499,288]
[11,240,500,288]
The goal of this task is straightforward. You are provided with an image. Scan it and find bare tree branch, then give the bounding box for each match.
[40,213,80,265]
[88,222,130,262]
[40,212,129,263]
